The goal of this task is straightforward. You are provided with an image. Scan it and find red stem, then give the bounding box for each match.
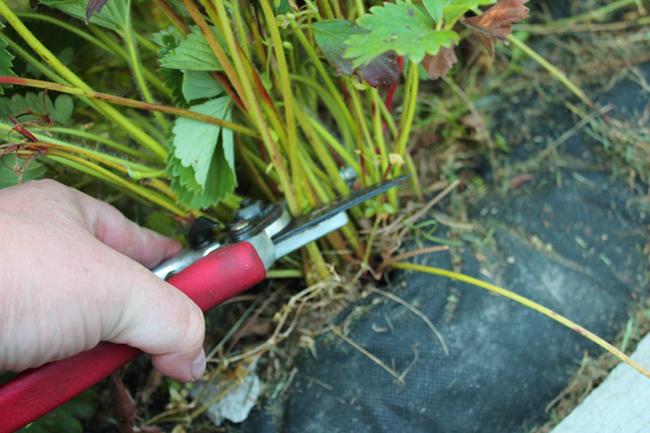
[384,56,404,111]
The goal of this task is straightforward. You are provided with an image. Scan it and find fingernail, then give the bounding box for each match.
[191,349,206,380]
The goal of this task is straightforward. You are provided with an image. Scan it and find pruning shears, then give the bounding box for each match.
[0,177,405,432]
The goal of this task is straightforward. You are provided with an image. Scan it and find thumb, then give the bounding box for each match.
[101,253,206,382]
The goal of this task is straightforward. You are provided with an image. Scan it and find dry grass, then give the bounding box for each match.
[531,298,650,433]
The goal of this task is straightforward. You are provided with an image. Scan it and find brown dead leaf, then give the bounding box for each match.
[463,0,529,54]
[85,0,108,23]
[509,173,534,190]
[111,374,137,433]
[422,47,458,80]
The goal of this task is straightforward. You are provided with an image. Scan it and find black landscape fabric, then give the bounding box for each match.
[236,62,650,433]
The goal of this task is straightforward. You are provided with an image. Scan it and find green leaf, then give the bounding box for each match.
[221,105,234,173]
[443,0,497,25]
[172,96,230,186]
[313,19,400,88]
[168,96,236,209]
[422,0,450,24]
[313,19,359,75]
[24,92,46,113]
[0,92,74,125]
[39,0,130,31]
[274,0,290,13]
[154,27,186,104]
[153,26,184,54]
[52,95,74,124]
[0,25,15,96]
[159,26,223,71]
[182,71,223,102]
[345,1,459,67]
[0,154,47,189]
[168,151,235,210]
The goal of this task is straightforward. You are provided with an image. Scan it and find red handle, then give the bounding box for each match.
[0,242,267,433]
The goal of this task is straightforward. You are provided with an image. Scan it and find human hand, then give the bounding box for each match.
[0,180,206,381]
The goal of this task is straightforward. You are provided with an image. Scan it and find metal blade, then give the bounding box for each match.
[272,176,407,250]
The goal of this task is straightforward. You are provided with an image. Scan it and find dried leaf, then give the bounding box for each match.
[85,0,108,22]
[111,374,137,433]
[359,53,400,89]
[422,46,457,80]
[40,0,129,31]
[463,0,529,54]
[312,19,400,89]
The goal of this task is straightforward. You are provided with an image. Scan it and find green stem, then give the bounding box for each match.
[290,74,354,150]
[305,242,330,281]
[300,150,334,202]
[261,0,301,204]
[371,90,388,175]
[266,269,304,279]
[395,63,419,164]
[508,35,593,107]
[0,77,259,137]
[231,0,251,59]
[134,32,158,54]
[296,108,350,195]
[153,0,188,34]
[42,140,162,178]
[126,108,168,143]
[90,26,170,97]
[354,0,365,17]
[307,116,360,174]
[0,1,168,159]
[330,0,342,18]
[543,0,640,27]
[287,16,360,147]
[0,123,153,169]
[391,262,650,380]
[123,28,168,129]
[16,12,113,53]
[303,0,322,18]
[363,215,382,265]
[404,153,422,200]
[43,126,153,160]
[1,125,159,177]
[240,143,276,201]
[371,89,397,209]
[318,0,334,19]
[211,0,299,214]
[45,152,188,216]
[348,84,377,183]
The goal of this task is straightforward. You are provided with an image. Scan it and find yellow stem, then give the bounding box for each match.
[391,262,650,380]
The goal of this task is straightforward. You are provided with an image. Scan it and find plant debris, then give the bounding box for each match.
[463,0,530,54]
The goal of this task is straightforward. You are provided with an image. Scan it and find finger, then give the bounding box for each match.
[99,250,206,381]
[74,191,181,268]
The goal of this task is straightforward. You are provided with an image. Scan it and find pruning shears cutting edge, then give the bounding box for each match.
[0,176,406,433]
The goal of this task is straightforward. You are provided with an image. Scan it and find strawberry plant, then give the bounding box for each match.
[0,0,533,278]
[11,0,627,429]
